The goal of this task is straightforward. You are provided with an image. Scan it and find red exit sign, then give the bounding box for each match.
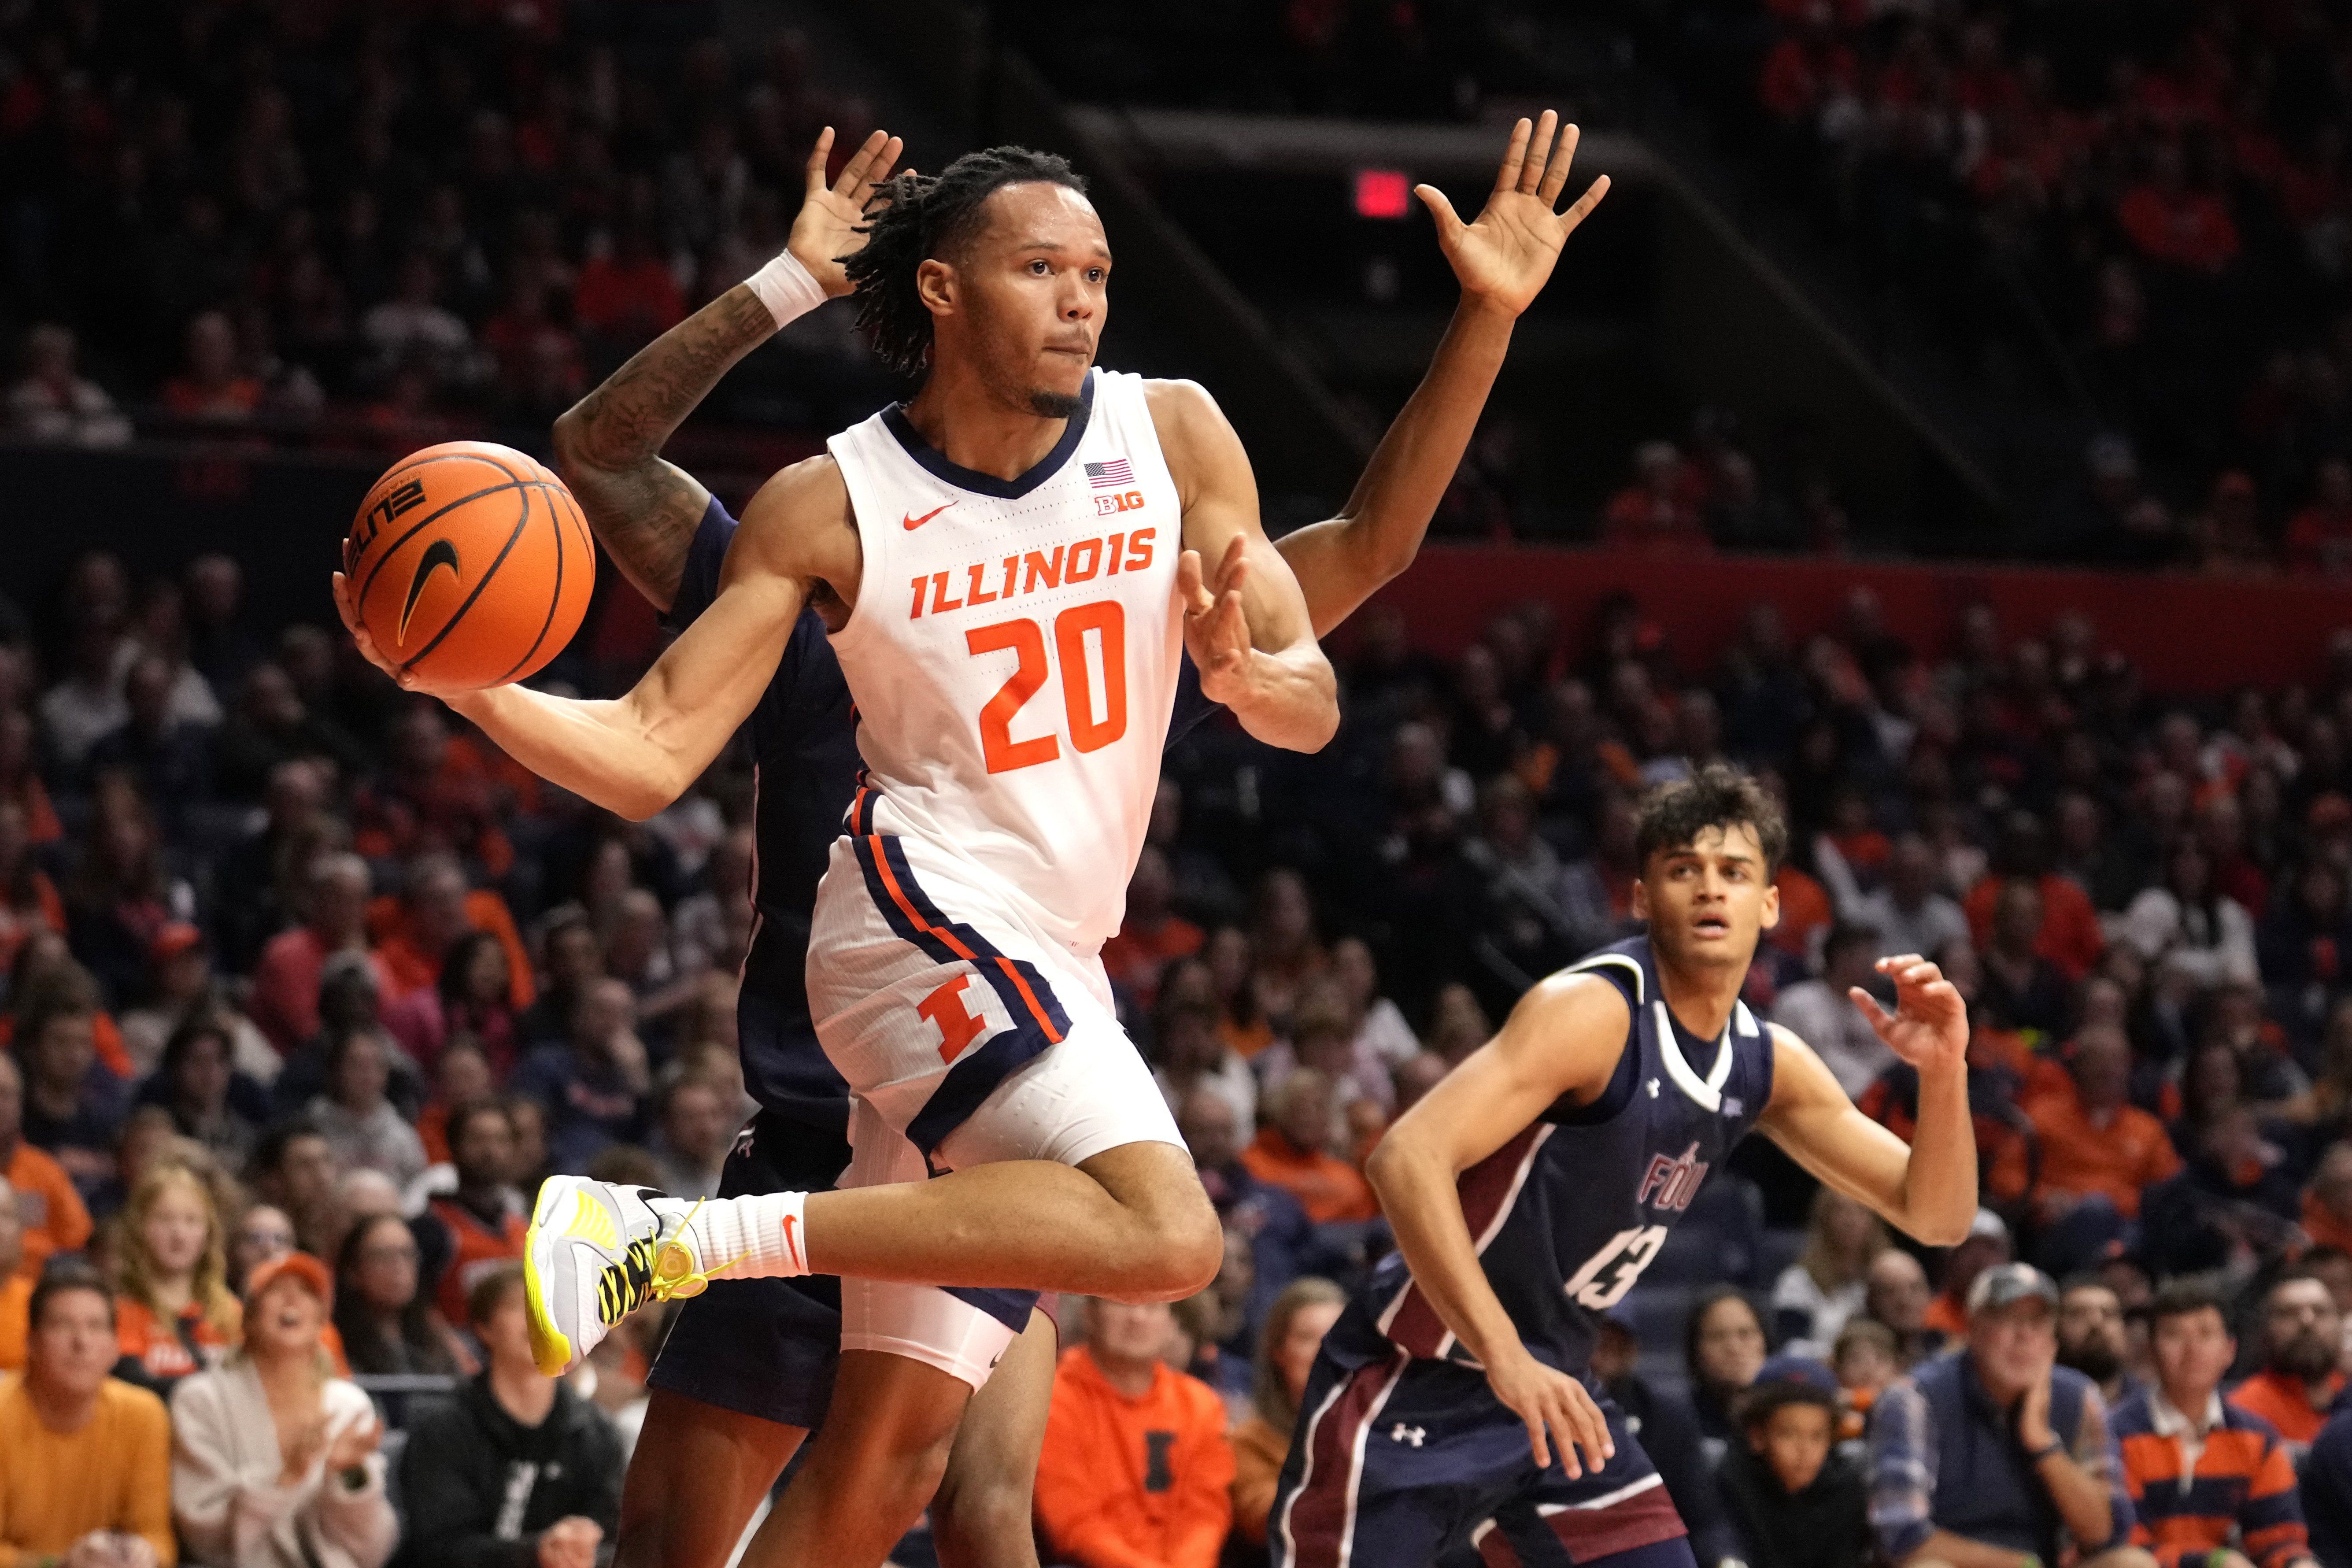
[1354,168,1411,219]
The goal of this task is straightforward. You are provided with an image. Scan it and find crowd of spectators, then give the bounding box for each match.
[1709,0,2352,568]
[17,519,2352,1568]
[0,0,894,454]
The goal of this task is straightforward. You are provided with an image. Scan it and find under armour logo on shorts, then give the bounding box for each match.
[1391,1424,1427,1447]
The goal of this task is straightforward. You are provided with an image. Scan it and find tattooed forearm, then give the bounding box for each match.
[550,283,781,613]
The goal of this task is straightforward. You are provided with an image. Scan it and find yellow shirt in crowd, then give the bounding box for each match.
[0,1373,176,1567]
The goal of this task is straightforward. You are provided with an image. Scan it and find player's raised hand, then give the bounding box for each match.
[331,567,474,700]
[1179,536,1256,707]
[1416,111,1610,319]
[788,126,905,299]
[1486,1345,1615,1476]
[1847,954,1968,1073]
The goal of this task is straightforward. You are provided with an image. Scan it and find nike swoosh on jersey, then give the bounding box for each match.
[398,539,462,645]
[902,502,955,531]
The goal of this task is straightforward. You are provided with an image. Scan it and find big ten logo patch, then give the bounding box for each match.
[1092,489,1146,516]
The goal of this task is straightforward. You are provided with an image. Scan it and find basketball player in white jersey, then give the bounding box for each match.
[337,117,1603,1568]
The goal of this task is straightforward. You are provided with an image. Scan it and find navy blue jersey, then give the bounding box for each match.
[1346,936,1776,1378]
[667,495,1221,1129]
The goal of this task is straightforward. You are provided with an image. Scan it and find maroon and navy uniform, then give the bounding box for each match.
[1270,936,1776,1568]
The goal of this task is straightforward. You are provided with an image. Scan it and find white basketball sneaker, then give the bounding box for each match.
[521,1175,719,1376]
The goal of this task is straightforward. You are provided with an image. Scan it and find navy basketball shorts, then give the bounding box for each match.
[644,1107,1039,1428]
[1269,1347,1691,1568]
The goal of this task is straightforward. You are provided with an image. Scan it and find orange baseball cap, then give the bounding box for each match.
[243,1250,333,1312]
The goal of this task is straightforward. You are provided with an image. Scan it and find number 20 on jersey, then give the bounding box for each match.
[967,601,1128,773]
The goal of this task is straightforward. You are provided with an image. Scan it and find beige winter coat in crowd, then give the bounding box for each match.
[169,1358,399,1568]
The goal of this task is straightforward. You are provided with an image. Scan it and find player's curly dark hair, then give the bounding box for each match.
[841,144,1088,377]
[1634,763,1789,874]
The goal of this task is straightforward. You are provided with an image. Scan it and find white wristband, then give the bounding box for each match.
[746,250,828,329]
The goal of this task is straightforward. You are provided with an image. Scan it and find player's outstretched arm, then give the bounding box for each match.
[1365,972,1629,1476]
[551,126,902,612]
[1151,381,1339,751]
[1276,111,1609,637]
[1756,954,1976,1246]
[334,456,853,820]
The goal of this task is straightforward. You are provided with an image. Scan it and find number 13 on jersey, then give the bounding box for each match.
[1561,1224,1668,1310]
[967,600,1128,773]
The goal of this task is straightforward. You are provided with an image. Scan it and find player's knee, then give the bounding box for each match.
[931,1472,1037,1568]
[1085,1141,1224,1298]
[816,1391,965,1506]
[1129,1188,1223,1300]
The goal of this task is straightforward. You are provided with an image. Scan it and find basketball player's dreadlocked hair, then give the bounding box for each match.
[841,145,1088,377]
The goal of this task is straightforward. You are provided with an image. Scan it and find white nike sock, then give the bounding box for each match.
[686,1191,810,1279]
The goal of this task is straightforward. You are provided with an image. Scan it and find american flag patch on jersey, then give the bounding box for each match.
[1084,459,1134,489]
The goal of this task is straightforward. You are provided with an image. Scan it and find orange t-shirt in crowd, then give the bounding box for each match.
[1767,866,1833,958]
[0,1373,176,1566]
[1240,1128,1378,1224]
[1923,1290,1970,1341]
[1100,916,1204,1009]
[115,1296,235,1383]
[1035,1346,1235,1568]
[2229,1368,2348,1448]
[6,1140,92,1280]
[1219,1016,1274,1062]
[427,1194,527,1325]
[367,888,536,1009]
[1964,873,2105,980]
[2305,1190,2352,1254]
[2028,1094,2182,1220]
[418,1102,453,1166]
[0,1273,30,1369]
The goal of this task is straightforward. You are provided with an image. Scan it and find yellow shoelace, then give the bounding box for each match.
[645,1198,748,1303]
[595,1198,748,1321]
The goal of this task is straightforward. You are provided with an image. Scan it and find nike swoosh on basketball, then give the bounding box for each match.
[398,539,462,646]
[902,502,954,531]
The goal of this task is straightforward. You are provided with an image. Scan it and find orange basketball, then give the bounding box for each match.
[344,440,595,691]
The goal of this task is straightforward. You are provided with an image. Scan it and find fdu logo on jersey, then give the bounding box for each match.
[1635,1141,1708,1213]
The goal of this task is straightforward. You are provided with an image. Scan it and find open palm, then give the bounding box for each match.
[787,126,904,300]
[1418,111,1610,318]
[1848,954,1969,1074]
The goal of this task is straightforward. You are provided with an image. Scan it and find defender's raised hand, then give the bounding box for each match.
[1415,110,1610,318]
[788,126,905,298]
[1848,954,1968,1073]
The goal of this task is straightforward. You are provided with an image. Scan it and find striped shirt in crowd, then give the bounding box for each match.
[2113,1389,2310,1568]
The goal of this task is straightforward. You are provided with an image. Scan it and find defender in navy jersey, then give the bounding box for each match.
[1271,768,1978,1568]
[514,122,1614,1568]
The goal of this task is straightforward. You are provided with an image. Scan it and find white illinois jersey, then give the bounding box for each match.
[824,367,1183,951]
